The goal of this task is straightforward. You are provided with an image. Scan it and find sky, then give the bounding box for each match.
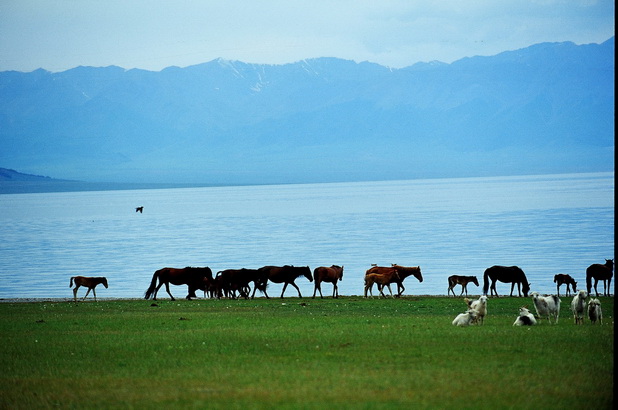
[0,0,615,73]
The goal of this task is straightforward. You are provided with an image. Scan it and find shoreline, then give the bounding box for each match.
[0,294,459,303]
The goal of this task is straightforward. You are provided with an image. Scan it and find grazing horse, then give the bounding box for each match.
[483,265,530,297]
[390,264,423,296]
[258,265,313,298]
[217,268,268,299]
[312,265,344,299]
[144,267,213,300]
[447,275,479,297]
[70,276,108,301]
[586,259,613,297]
[553,274,577,297]
[364,267,400,298]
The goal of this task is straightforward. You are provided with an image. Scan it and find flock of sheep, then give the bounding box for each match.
[452,290,603,327]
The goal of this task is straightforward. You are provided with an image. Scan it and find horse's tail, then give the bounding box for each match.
[144,270,160,300]
[69,277,74,288]
[586,269,592,293]
[482,268,490,295]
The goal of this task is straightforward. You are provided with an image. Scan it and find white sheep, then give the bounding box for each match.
[530,292,561,324]
[452,309,477,327]
[513,307,537,326]
[465,295,488,325]
[570,290,588,325]
[587,298,602,324]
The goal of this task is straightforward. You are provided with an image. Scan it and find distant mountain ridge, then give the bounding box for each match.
[0,38,614,184]
[0,168,53,182]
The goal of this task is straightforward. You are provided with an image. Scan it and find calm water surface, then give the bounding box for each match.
[0,173,613,299]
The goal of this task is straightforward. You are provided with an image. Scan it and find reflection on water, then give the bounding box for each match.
[0,173,613,298]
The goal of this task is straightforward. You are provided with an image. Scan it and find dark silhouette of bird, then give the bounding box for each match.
[135,206,143,213]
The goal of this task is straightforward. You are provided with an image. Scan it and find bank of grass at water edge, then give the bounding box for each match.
[0,296,613,409]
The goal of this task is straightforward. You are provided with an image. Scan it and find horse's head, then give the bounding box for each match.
[102,278,109,288]
[605,259,614,271]
[303,266,313,282]
[415,266,423,282]
[522,281,531,297]
[339,266,344,280]
[472,276,479,287]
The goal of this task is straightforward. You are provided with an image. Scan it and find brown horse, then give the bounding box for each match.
[447,275,479,297]
[217,268,268,299]
[70,276,108,301]
[144,267,213,300]
[364,267,400,298]
[586,259,613,297]
[391,264,423,296]
[258,265,313,298]
[482,265,530,297]
[553,274,577,297]
[312,265,344,299]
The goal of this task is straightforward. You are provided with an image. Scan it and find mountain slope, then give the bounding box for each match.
[0,38,613,184]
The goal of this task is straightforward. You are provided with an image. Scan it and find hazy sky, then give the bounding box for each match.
[0,0,614,72]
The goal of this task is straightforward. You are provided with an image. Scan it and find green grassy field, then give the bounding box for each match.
[0,296,613,409]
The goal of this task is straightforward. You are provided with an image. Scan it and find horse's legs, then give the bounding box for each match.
[509,282,515,297]
[377,283,386,298]
[593,279,600,297]
[92,287,97,302]
[280,282,289,298]
[489,280,497,297]
[163,282,175,301]
[332,282,338,298]
[313,280,322,299]
[397,282,405,297]
[73,285,80,302]
[386,284,395,298]
[83,287,91,300]
[607,278,612,296]
[289,281,303,298]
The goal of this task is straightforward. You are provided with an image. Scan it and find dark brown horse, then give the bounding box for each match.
[217,268,268,299]
[258,265,313,298]
[144,267,213,300]
[447,275,479,297]
[586,259,613,297]
[482,265,530,297]
[312,265,344,298]
[553,273,577,297]
[391,264,423,296]
[70,276,108,301]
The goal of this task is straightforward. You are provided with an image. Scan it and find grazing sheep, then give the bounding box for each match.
[452,309,477,327]
[464,295,488,325]
[570,290,588,325]
[513,307,537,326]
[530,292,561,324]
[587,298,602,324]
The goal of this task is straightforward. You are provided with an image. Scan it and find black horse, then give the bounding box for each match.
[483,265,530,297]
[586,259,613,297]
[144,266,213,300]
[216,268,269,299]
[258,265,313,298]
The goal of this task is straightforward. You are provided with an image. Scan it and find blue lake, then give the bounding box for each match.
[0,173,614,299]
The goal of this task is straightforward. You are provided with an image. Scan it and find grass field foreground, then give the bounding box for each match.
[0,296,613,409]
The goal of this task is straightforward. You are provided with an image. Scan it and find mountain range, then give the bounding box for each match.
[0,37,614,184]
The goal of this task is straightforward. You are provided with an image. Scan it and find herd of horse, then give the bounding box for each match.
[69,259,614,302]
